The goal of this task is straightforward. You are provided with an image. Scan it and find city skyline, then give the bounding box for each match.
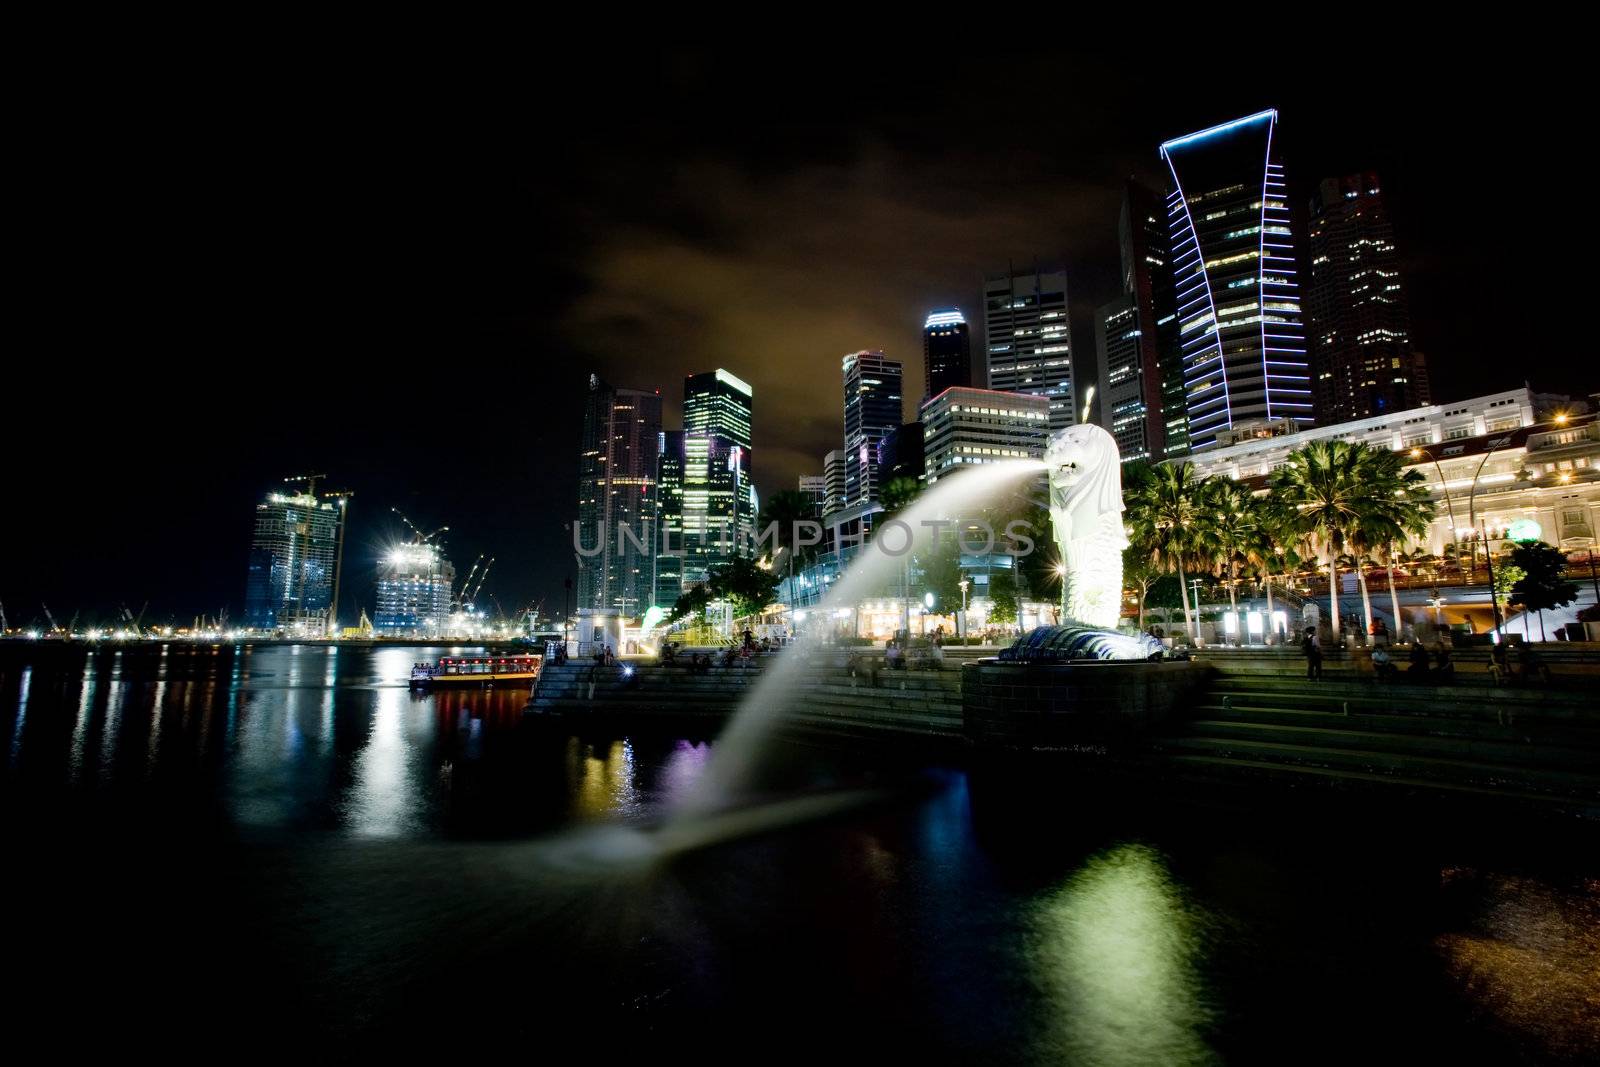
[8,53,1587,623]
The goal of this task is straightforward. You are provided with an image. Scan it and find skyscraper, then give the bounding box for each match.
[668,369,755,593]
[243,484,344,633]
[1306,172,1430,422]
[797,475,827,511]
[576,373,662,617]
[842,350,903,507]
[923,309,972,400]
[683,368,754,447]
[374,543,455,637]
[822,449,847,518]
[983,266,1076,431]
[878,422,925,484]
[653,430,685,609]
[1092,181,1187,463]
[921,387,1050,484]
[1160,110,1312,449]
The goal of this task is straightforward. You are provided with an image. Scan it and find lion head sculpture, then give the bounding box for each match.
[1044,423,1126,544]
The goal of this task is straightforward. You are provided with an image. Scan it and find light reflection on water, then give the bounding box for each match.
[2,643,1599,1057]
[1029,843,1215,1065]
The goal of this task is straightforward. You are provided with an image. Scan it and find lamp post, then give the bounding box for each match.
[958,578,970,641]
[1409,446,1460,574]
[1465,431,1518,581]
[1480,521,1505,636]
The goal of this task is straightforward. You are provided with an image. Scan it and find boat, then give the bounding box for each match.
[409,653,541,687]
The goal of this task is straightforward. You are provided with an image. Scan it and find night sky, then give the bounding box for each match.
[7,44,1585,628]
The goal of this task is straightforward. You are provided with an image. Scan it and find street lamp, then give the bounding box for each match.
[1409,445,1460,571]
[1465,431,1517,581]
[958,578,970,641]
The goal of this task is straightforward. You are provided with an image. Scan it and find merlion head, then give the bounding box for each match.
[1045,424,1124,534]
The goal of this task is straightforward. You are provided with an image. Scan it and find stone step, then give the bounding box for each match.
[1190,704,1600,750]
[1185,718,1600,773]
[1157,735,1600,797]
[1201,691,1596,727]
[1163,754,1600,820]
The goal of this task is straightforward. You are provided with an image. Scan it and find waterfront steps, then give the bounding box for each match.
[1157,674,1600,819]
[1192,643,1600,684]
[526,657,966,742]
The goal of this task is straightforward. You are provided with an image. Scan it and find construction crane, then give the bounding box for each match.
[283,472,327,497]
[469,557,495,604]
[321,489,354,635]
[455,554,485,608]
[390,507,448,546]
[42,603,59,632]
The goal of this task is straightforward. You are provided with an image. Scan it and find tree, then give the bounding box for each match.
[1204,479,1262,617]
[880,476,923,517]
[711,554,782,620]
[667,554,782,626]
[1124,462,1212,639]
[987,568,1019,625]
[1268,440,1432,640]
[758,489,820,609]
[1123,543,1162,630]
[1508,541,1578,641]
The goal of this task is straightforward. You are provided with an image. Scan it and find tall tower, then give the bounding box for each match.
[1161,110,1312,449]
[983,266,1075,431]
[243,484,342,633]
[676,369,755,591]
[842,350,903,507]
[1093,180,1187,463]
[1306,172,1430,421]
[576,374,663,617]
[923,309,972,400]
[822,448,847,518]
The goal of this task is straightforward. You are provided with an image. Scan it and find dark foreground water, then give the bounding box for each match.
[2,643,1596,1062]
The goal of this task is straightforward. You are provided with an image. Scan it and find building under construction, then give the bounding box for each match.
[242,475,351,634]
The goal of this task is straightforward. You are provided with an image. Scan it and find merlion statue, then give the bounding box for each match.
[998,423,1167,662]
[1045,423,1130,630]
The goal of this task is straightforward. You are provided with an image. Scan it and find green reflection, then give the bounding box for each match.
[1030,843,1215,1066]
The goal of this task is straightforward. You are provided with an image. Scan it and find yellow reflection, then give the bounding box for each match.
[1436,869,1600,1060]
[1031,843,1214,1065]
[570,739,639,820]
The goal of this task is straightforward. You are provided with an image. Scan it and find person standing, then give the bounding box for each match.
[1301,626,1323,681]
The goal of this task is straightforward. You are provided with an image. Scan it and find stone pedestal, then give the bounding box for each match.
[962,660,1211,753]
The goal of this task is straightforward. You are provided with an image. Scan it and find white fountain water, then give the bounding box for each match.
[675,458,1049,816]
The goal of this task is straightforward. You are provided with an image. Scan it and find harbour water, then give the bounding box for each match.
[2,643,1596,1061]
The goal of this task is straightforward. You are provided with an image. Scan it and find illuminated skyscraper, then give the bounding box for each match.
[653,430,685,608]
[577,373,662,616]
[1160,110,1312,449]
[842,350,903,507]
[923,309,972,401]
[1093,181,1187,463]
[1307,172,1430,422]
[983,266,1076,431]
[921,387,1050,485]
[665,369,755,594]
[822,448,847,518]
[374,543,455,637]
[243,485,344,633]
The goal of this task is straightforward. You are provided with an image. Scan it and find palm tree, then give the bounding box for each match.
[1269,440,1434,640]
[1125,462,1211,640]
[1205,479,1261,620]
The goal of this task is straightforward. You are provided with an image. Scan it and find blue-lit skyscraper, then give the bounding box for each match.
[1160,110,1312,449]
[243,485,343,633]
[842,350,903,507]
